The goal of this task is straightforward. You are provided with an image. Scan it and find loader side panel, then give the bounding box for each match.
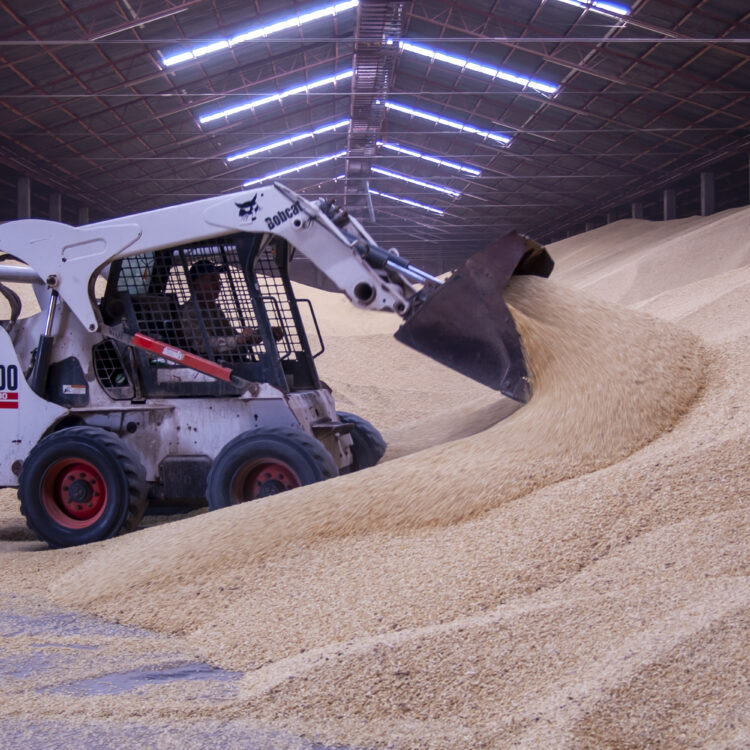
[112,395,300,481]
[0,327,67,486]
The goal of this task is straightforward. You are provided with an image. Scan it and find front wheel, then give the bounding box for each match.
[18,426,147,548]
[336,411,386,471]
[206,427,338,510]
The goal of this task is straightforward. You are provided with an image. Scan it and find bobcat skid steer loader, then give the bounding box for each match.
[0,182,552,547]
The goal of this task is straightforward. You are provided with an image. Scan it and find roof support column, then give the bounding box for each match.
[631,201,643,219]
[700,171,715,216]
[663,188,676,221]
[49,192,62,221]
[17,175,30,219]
[78,205,90,225]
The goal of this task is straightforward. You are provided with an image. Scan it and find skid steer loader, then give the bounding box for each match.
[0,182,552,548]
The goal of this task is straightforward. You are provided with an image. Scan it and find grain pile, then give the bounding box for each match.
[2,206,750,748]
[50,276,703,613]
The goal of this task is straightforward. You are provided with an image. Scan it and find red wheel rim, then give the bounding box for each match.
[230,460,300,503]
[40,459,108,529]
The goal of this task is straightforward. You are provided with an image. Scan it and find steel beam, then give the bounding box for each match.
[344,0,403,213]
[700,171,715,216]
[663,188,676,221]
[17,175,30,219]
[49,192,62,221]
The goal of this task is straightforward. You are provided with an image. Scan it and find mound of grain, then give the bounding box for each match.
[551,205,750,306]
[382,393,519,459]
[232,330,749,749]
[316,333,496,433]
[635,265,750,345]
[243,519,750,749]
[4,208,749,749]
[50,277,703,649]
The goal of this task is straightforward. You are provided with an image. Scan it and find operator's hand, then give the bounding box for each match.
[236,326,284,345]
[236,327,262,346]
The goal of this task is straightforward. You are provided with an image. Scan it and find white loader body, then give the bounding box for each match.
[0,184,401,545]
[0,181,546,547]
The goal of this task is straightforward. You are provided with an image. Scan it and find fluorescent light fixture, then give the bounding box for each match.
[555,0,629,16]
[384,101,511,146]
[371,166,460,197]
[377,140,481,176]
[161,0,359,67]
[227,119,350,162]
[396,41,558,94]
[369,189,444,215]
[242,150,346,187]
[200,70,353,124]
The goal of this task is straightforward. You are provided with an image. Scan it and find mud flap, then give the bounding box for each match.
[394,232,553,403]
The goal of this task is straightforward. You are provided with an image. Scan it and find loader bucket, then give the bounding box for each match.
[394,232,554,403]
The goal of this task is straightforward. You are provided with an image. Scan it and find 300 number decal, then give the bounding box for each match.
[0,364,18,391]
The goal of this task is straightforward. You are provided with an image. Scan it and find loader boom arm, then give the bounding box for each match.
[0,182,553,402]
[0,183,423,333]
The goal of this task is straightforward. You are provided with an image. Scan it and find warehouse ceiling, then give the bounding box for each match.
[0,0,749,269]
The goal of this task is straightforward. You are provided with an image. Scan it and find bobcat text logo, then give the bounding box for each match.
[265,201,301,230]
[236,194,260,221]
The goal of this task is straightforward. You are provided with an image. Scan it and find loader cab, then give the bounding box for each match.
[97,232,324,399]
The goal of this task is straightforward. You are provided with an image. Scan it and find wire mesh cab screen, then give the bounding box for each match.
[98,233,320,397]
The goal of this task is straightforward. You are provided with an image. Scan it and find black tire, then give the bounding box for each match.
[337,411,386,471]
[206,427,338,510]
[18,426,147,548]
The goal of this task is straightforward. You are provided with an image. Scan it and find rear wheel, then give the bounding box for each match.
[337,411,386,471]
[18,427,147,548]
[206,427,338,509]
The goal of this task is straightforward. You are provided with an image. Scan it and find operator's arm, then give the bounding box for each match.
[178,304,282,355]
[178,304,242,355]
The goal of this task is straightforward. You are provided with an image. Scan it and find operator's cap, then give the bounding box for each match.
[188,259,226,280]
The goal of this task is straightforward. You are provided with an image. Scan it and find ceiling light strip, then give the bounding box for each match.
[384,101,511,146]
[554,0,630,16]
[242,151,346,187]
[227,119,350,162]
[369,189,445,215]
[371,166,460,197]
[162,0,360,67]
[200,70,353,124]
[394,41,559,94]
[377,140,481,176]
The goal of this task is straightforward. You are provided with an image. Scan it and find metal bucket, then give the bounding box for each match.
[394,232,553,403]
